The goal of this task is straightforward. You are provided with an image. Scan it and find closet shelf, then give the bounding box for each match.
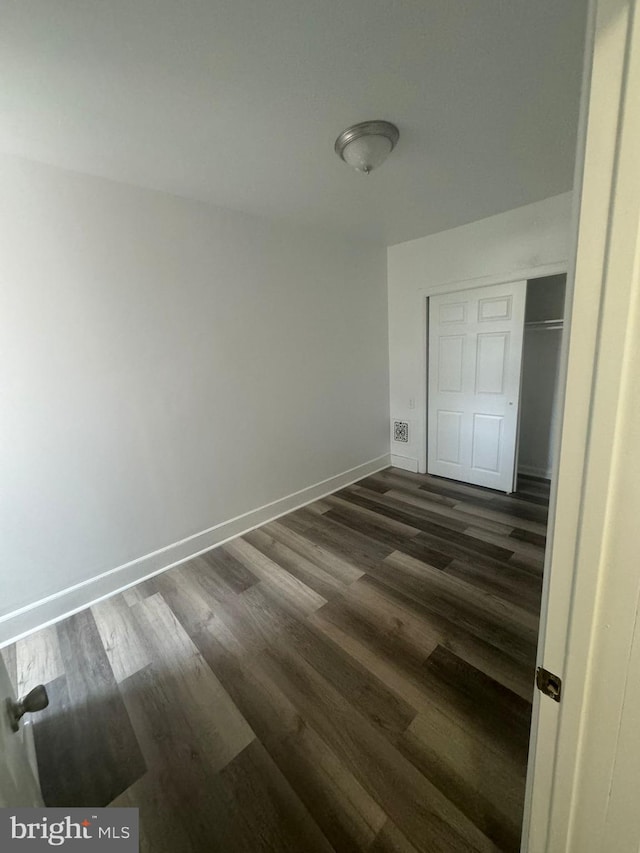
[525,318,564,329]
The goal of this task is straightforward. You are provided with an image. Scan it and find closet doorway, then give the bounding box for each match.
[516,274,566,491]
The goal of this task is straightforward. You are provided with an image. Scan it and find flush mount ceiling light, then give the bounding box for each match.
[334,120,399,175]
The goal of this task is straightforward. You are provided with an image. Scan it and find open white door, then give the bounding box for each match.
[427,280,526,492]
[0,656,43,807]
[523,0,640,850]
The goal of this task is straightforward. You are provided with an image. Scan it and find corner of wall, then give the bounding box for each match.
[0,453,390,648]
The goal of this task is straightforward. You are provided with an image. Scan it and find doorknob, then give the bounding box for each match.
[7,684,49,732]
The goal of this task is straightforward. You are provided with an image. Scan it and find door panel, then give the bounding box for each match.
[438,336,464,391]
[428,281,526,492]
[472,414,502,472]
[0,655,43,807]
[436,410,463,464]
[479,294,513,320]
[439,301,467,323]
[476,333,509,394]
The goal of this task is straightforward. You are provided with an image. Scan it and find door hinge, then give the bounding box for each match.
[536,667,562,702]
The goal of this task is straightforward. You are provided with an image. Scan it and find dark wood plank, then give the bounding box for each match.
[410,527,515,563]
[514,476,551,506]
[278,612,417,739]
[268,723,387,852]
[34,611,146,807]
[146,569,221,639]
[223,538,327,617]
[510,552,545,576]
[513,491,550,507]
[186,552,252,604]
[338,487,468,532]
[315,577,440,668]
[213,739,335,853]
[186,604,392,851]
[116,713,335,853]
[364,556,538,668]
[314,575,535,703]
[128,593,255,769]
[138,552,244,607]
[200,546,259,594]
[244,527,347,600]
[336,489,516,563]
[326,494,424,536]
[418,482,499,507]
[118,664,228,852]
[391,537,453,570]
[324,507,419,552]
[510,527,547,548]
[444,557,542,614]
[360,486,516,535]
[369,820,421,852]
[399,705,524,852]
[326,494,456,570]
[317,571,536,701]
[487,495,548,523]
[190,622,302,751]
[260,637,499,852]
[354,475,394,494]
[463,525,544,561]
[263,520,363,585]
[420,645,532,764]
[366,471,462,506]
[214,582,302,658]
[280,512,394,572]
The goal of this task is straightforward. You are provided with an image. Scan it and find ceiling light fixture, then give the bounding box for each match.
[334,120,399,175]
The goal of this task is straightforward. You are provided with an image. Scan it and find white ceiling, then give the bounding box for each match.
[0,1,587,245]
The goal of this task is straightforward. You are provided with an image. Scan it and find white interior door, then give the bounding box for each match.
[0,656,43,807]
[427,280,527,492]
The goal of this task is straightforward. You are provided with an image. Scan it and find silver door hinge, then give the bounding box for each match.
[536,667,562,702]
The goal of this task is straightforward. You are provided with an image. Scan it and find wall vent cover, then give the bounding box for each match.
[393,421,409,443]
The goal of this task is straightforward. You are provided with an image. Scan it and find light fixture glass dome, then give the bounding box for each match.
[342,134,393,173]
[335,120,399,175]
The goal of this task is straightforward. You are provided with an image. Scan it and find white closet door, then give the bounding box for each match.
[427,280,526,492]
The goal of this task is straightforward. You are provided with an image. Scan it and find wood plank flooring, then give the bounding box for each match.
[5,469,547,852]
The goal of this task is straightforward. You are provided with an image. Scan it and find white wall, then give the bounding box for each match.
[0,155,389,638]
[387,192,574,471]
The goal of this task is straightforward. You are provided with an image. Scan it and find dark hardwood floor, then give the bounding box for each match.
[4,468,548,852]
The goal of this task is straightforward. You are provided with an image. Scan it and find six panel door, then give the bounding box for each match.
[427,280,527,492]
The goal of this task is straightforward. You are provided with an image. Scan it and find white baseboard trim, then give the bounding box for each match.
[0,453,391,648]
[518,464,552,480]
[390,454,419,473]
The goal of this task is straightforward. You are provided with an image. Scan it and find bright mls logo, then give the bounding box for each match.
[0,808,138,850]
